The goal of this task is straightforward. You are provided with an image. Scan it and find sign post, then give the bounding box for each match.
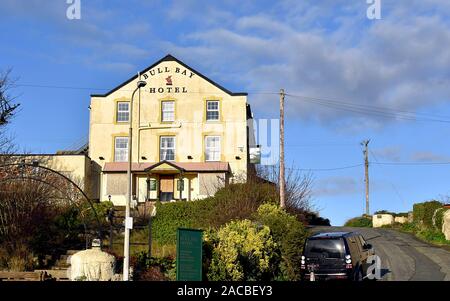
[176,228,203,281]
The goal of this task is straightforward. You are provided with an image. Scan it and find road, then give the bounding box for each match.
[311,226,450,281]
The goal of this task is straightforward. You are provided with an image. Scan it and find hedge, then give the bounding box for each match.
[413,200,443,228]
[344,216,373,227]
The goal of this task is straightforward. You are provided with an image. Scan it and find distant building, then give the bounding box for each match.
[12,55,257,206]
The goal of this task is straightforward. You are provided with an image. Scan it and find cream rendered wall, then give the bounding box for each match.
[13,155,95,199]
[89,60,248,180]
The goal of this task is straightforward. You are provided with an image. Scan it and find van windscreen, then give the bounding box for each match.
[305,238,345,259]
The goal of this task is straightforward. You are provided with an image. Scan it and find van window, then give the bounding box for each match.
[305,238,346,259]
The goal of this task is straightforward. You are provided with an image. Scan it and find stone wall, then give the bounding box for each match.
[394,216,408,224]
[442,210,450,241]
[373,214,394,228]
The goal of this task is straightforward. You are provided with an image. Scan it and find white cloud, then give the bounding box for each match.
[315,176,360,197]
[410,151,450,162]
[373,146,402,162]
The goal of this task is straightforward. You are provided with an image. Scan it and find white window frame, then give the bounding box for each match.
[161,101,175,122]
[114,137,129,162]
[205,136,221,161]
[116,102,130,123]
[160,136,176,161]
[206,100,220,121]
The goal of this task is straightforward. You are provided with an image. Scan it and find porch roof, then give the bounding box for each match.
[103,161,230,173]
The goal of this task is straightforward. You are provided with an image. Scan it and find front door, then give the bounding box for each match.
[160,176,174,201]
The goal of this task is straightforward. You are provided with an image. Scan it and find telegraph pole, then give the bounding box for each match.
[279,89,286,209]
[362,140,370,215]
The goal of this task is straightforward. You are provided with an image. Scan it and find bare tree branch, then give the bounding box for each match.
[0,69,20,127]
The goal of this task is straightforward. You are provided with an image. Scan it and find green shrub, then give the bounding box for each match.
[400,222,417,233]
[254,204,308,280]
[132,251,176,281]
[416,228,450,245]
[413,200,443,228]
[206,220,280,281]
[344,216,373,227]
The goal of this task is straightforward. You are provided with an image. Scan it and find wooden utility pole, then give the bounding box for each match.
[279,89,286,209]
[362,140,370,215]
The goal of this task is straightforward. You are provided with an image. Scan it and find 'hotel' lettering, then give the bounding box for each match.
[149,86,188,94]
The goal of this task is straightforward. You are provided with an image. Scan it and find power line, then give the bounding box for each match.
[15,83,278,95]
[370,150,407,208]
[372,161,450,166]
[286,163,364,171]
[285,93,450,124]
[286,93,450,120]
[15,83,450,123]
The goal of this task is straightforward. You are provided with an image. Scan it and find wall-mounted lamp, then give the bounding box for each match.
[187,155,193,160]
[141,156,147,160]
[99,156,105,160]
[235,156,241,160]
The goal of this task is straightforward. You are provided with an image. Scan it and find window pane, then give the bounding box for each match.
[207,101,218,110]
[207,111,219,120]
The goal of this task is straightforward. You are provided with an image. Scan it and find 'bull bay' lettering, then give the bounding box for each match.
[144,65,195,79]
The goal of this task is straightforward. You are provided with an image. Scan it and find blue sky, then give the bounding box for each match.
[1,0,450,225]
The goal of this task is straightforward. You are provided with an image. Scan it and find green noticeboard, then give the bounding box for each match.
[176,228,203,281]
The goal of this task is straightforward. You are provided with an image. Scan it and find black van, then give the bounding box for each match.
[300,232,375,281]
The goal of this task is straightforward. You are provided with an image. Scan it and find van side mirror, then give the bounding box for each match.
[364,243,372,250]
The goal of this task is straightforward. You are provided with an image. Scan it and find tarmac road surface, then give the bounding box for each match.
[310,226,450,281]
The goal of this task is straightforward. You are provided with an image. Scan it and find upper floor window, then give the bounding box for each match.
[160,136,175,161]
[114,137,128,162]
[205,136,221,161]
[116,102,130,123]
[206,100,219,121]
[161,101,175,122]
